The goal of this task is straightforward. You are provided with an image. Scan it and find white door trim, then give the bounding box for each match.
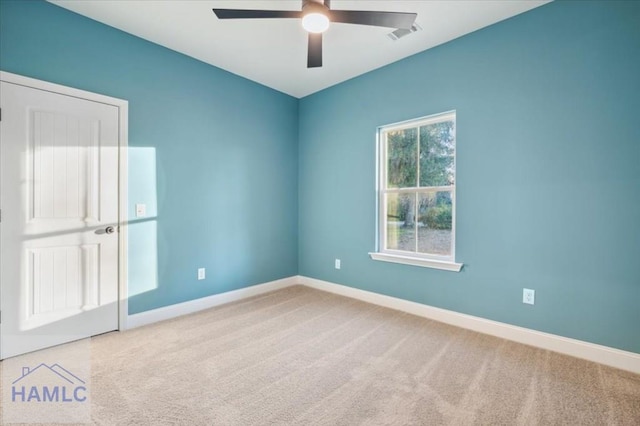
[0,70,129,332]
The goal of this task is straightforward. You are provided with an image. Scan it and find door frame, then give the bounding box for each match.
[0,71,129,344]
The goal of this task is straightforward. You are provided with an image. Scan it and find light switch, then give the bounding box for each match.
[135,204,146,218]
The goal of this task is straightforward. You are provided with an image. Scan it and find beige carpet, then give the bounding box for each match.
[3,285,640,425]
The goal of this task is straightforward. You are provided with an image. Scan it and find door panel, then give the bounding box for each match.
[26,244,100,326]
[30,111,100,220]
[0,81,119,359]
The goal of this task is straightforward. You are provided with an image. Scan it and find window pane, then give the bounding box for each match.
[386,192,416,252]
[417,191,453,256]
[387,127,417,188]
[419,120,455,187]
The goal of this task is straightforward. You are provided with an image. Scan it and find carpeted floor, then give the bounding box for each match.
[4,285,640,424]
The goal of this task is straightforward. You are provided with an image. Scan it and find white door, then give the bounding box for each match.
[0,81,120,359]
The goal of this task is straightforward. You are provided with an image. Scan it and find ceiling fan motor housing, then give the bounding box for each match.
[304,0,329,8]
[303,0,330,16]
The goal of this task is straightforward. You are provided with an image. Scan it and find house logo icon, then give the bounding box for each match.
[11,363,87,403]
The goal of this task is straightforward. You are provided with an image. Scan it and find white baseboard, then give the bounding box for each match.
[299,276,640,374]
[124,273,639,374]
[126,276,298,329]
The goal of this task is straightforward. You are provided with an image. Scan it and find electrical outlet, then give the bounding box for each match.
[523,288,535,305]
[335,259,341,270]
[198,268,206,280]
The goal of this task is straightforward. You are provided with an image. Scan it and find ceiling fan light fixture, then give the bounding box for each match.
[302,12,329,33]
[301,2,330,33]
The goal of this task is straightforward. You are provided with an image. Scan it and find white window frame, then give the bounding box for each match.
[369,111,463,272]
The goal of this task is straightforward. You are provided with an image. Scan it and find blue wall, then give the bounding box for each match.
[0,0,299,314]
[298,1,640,353]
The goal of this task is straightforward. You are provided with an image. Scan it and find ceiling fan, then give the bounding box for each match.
[212,0,417,68]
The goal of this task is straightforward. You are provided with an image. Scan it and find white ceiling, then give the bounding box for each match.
[50,1,550,98]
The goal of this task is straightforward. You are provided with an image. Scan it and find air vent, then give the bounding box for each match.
[388,23,422,41]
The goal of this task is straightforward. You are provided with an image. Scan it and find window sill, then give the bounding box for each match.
[369,252,463,272]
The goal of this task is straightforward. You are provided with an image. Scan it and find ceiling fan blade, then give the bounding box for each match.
[307,33,323,68]
[330,10,417,30]
[212,9,302,20]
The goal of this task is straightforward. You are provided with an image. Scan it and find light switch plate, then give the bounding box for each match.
[135,203,146,217]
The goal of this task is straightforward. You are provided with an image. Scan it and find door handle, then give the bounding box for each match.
[105,226,116,234]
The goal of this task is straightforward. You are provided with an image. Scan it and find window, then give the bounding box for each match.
[370,111,462,272]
